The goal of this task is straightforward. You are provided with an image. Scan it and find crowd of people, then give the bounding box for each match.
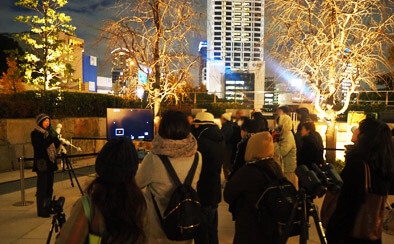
[31,106,394,244]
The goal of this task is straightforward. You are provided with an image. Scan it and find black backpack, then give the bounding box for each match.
[255,173,300,238]
[151,153,202,241]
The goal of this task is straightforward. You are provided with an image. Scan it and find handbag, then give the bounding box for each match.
[36,159,48,172]
[81,196,102,244]
[351,163,387,240]
[320,190,340,228]
[384,201,394,235]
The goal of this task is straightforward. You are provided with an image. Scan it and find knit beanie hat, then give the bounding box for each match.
[244,131,274,162]
[36,113,50,126]
[221,112,232,121]
[95,137,139,183]
[193,112,215,124]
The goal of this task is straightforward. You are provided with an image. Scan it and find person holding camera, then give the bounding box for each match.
[326,118,394,244]
[31,113,61,218]
[56,137,146,243]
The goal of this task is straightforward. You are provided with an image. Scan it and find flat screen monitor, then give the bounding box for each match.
[106,108,154,141]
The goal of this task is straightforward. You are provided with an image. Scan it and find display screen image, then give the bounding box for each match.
[106,108,154,141]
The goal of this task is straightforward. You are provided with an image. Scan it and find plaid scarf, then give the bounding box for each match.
[35,126,57,163]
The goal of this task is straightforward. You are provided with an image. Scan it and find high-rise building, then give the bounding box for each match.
[206,0,265,109]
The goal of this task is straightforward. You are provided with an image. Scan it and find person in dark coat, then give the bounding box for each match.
[229,118,260,178]
[297,121,324,168]
[192,112,225,244]
[251,111,269,132]
[224,132,284,244]
[220,112,238,180]
[326,118,394,244]
[31,113,61,217]
[295,107,312,160]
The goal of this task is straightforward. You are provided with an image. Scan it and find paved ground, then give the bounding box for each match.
[0,158,393,243]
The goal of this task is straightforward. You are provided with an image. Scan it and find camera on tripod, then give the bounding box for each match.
[49,196,65,216]
[47,196,66,244]
[295,163,343,198]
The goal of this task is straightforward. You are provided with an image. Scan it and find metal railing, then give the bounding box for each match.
[15,152,99,207]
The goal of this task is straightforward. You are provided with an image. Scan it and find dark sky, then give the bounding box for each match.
[0,0,207,77]
[0,0,120,75]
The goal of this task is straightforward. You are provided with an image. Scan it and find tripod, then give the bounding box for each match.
[60,152,84,195]
[46,199,66,244]
[279,188,327,244]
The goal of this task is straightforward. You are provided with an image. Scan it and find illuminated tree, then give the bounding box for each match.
[266,0,394,162]
[1,57,25,94]
[101,0,202,115]
[15,0,76,90]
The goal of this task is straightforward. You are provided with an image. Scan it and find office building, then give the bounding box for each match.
[206,0,265,109]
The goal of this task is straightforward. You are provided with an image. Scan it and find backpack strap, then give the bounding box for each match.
[159,153,199,186]
[81,195,104,244]
[81,195,91,223]
[158,155,182,186]
[184,153,199,186]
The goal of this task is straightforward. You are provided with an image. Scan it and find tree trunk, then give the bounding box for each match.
[153,88,161,117]
[325,121,337,164]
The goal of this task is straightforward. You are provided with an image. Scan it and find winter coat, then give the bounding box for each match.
[229,133,253,178]
[274,115,297,173]
[326,152,391,244]
[31,127,60,172]
[221,121,234,147]
[224,158,284,244]
[192,124,225,207]
[297,131,324,169]
[135,134,202,244]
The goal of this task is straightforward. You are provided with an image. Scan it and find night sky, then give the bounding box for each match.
[0,0,207,77]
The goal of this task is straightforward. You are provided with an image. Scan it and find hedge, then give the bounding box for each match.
[0,91,144,118]
[0,91,249,119]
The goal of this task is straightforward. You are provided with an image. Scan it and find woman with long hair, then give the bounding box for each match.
[326,118,394,244]
[136,110,202,244]
[56,137,146,244]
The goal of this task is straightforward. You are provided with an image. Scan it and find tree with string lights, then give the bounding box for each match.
[266,0,394,162]
[101,0,203,115]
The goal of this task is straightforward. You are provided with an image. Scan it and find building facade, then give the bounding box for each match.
[206,0,265,109]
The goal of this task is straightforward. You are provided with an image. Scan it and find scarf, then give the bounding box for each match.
[35,126,57,163]
[151,133,198,158]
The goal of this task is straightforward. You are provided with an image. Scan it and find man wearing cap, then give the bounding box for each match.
[192,112,225,244]
[31,113,61,217]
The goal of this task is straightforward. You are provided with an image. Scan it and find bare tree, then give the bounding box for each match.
[266,0,394,162]
[101,0,203,115]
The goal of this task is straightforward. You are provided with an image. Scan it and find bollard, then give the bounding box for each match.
[13,157,33,207]
[19,157,26,205]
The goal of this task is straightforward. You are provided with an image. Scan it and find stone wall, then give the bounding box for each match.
[0,117,107,172]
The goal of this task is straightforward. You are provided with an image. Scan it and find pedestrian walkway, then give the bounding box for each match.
[0,161,393,243]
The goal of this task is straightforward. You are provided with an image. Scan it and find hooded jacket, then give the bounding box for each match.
[192,124,225,206]
[274,115,297,173]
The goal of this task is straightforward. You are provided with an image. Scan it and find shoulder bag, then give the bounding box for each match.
[351,163,387,240]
